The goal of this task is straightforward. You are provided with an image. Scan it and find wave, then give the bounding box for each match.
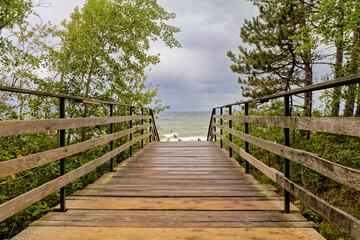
[163,133,179,138]
[160,136,206,142]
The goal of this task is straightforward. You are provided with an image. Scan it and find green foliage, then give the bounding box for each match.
[0,0,32,31]
[227,0,319,100]
[0,0,180,238]
[225,102,359,240]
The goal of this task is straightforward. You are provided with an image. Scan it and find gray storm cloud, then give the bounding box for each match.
[34,0,258,111]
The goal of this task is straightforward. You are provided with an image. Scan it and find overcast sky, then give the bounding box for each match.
[34,0,259,111]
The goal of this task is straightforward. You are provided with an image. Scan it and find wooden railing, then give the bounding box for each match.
[0,86,159,222]
[207,73,360,239]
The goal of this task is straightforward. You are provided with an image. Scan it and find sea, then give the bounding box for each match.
[155,111,211,142]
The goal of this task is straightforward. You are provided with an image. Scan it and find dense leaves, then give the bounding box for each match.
[0,0,180,238]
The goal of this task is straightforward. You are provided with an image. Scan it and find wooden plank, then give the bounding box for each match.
[215,132,277,182]
[0,85,148,109]
[0,115,151,137]
[72,189,278,197]
[217,72,360,107]
[82,185,277,191]
[214,124,360,191]
[59,199,298,211]
[65,196,284,201]
[31,220,315,228]
[214,115,360,137]
[0,124,151,179]
[10,141,325,240]
[212,137,360,239]
[0,133,151,222]
[39,209,308,222]
[97,179,260,185]
[276,171,360,240]
[13,227,325,240]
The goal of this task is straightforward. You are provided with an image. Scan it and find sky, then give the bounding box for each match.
[33,0,259,111]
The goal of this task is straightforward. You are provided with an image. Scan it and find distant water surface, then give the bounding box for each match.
[155,111,211,141]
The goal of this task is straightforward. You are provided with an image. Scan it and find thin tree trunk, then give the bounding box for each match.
[331,41,343,116]
[331,18,344,117]
[344,30,359,117]
[81,56,96,142]
[355,83,360,117]
[304,59,312,117]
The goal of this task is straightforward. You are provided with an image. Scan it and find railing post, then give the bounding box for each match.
[149,109,152,143]
[129,107,133,157]
[284,95,290,213]
[229,105,233,158]
[244,103,250,174]
[141,108,144,148]
[59,98,66,212]
[109,104,114,172]
[220,107,223,148]
[213,108,216,141]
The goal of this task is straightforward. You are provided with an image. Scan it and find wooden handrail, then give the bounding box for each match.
[0,115,152,137]
[0,132,151,222]
[0,87,160,223]
[208,72,360,239]
[214,123,360,190]
[215,132,360,239]
[215,72,360,108]
[0,85,148,109]
[0,124,151,179]
[214,115,360,137]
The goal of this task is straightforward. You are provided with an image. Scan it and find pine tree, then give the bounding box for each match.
[228,0,320,116]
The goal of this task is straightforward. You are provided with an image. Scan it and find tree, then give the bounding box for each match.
[316,0,360,117]
[227,0,320,116]
[0,0,32,33]
[51,0,180,104]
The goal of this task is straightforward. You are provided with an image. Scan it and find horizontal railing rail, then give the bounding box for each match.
[0,86,160,222]
[216,72,360,108]
[207,72,360,239]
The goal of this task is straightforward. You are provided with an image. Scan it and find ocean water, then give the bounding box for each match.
[155,111,211,141]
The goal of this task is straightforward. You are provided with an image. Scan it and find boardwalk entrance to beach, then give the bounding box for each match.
[13,141,323,240]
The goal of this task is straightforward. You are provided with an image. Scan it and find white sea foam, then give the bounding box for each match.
[157,111,209,142]
[160,136,206,142]
[163,133,179,138]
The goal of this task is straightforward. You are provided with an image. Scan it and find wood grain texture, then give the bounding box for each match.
[214,123,360,191]
[12,141,323,240]
[0,133,151,222]
[13,227,325,240]
[214,135,360,240]
[0,115,151,137]
[217,72,360,107]
[0,85,148,109]
[0,124,151,178]
[214,115,360,137]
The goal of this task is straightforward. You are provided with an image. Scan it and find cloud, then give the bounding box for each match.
[147,0,258,111]
[34,0,258,111]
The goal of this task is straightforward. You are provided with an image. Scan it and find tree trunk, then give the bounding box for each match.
[331,41,343,117]
[343,30,359,117]
[331,15,344,117]
[304,59,312,117]
[355,83,360,117]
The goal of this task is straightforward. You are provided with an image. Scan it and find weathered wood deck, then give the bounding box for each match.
[13,141,324,239]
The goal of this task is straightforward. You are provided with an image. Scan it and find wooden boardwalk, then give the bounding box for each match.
[13,141,324,240]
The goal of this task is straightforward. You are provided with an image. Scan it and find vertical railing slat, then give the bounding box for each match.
[244,103,250,174]
[284,95,290,213]
[220,107,223,148]
[141,108,144,148]
[109,104,114,172]
[129,107,133,157]
[229,105,233,158]
[59,98,66,212]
